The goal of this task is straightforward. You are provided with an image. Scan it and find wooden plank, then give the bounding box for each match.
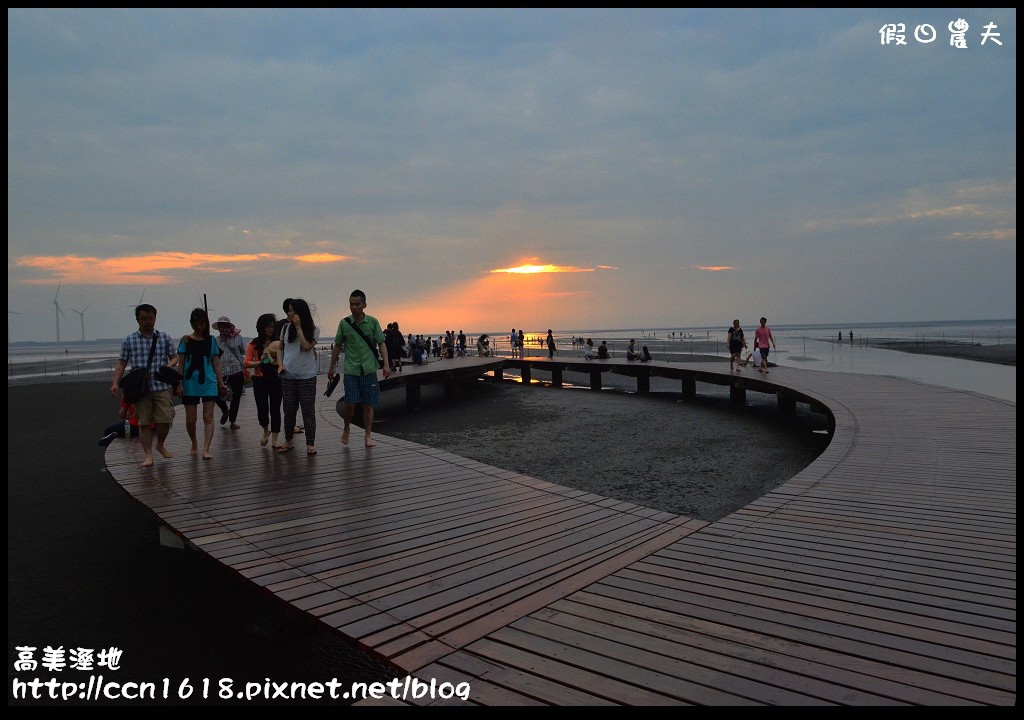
[102,359,1017,706]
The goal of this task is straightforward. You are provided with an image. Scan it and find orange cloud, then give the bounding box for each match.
[949,228,1015,241]
[695,266,734,271]
[15,252,350,285]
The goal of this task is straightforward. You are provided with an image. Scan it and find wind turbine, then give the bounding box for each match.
[69,305,92,342]
[8,310,22,345]
[53,282,67,343]
[126,289,146,309]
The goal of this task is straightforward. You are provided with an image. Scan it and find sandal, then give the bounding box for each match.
[306,446,317,455]
[277,444,294,454]
[260,431,270,447]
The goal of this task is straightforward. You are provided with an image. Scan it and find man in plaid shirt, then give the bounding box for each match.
[109,303,179,467]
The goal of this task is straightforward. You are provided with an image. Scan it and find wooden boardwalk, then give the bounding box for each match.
[103,357,1016,705]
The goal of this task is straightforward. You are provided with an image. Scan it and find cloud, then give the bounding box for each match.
[15,252,350,284]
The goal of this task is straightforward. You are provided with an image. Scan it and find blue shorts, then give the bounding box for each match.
[343,373,381,406]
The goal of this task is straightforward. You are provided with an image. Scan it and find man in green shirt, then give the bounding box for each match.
[328,289,390,448]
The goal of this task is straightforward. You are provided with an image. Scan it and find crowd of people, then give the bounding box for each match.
[107,290,395,467]
[107,307,779,467]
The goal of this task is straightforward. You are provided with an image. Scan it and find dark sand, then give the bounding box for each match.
[371,371,828,523]
[8,381,396,706]
[863,340,1015,366]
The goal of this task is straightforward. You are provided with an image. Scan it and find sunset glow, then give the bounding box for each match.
[695,266,735,272]
[490,263,594,274]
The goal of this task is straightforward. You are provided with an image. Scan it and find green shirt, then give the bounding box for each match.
[334,314,385,377]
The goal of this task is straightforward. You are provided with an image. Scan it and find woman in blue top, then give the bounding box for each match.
[178,308,226,459]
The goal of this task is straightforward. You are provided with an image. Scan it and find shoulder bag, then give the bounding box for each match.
[345,318,384,369]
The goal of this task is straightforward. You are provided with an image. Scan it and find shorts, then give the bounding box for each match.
[182,395,219,406]
[135,389,175,425]
[343,373,381,406]
[729,342,743,355]
[759,347,770,360]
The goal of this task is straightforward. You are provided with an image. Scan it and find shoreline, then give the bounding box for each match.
[6,340,1015,387]
[862,340,1015,366]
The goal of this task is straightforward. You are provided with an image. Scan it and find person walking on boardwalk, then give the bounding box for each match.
[278,298,320,455]
[546,329,556,358]
[755,316,777,374]
[328,289,390,449]
[212,315,246,429]
[727,319,747,373]
[110,303,179,468]
[245,313,284,449]
[178,308,227,460]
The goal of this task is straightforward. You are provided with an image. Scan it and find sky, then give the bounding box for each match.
[7,8,1017,343]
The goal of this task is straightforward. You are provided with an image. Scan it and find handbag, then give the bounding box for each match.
[155,365,182,386]
[120,335,158,403]
[344,318,384,369]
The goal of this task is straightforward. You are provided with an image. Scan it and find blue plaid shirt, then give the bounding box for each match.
[119,330,177,392]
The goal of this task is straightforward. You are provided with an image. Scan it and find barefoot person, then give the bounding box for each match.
[109,303,178,467]
[328,289,390,448]
[178,308,227,459]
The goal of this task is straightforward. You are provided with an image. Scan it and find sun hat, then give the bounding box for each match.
[213,316,234,330]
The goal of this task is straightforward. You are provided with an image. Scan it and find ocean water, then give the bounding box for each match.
[9,319,1016,402]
